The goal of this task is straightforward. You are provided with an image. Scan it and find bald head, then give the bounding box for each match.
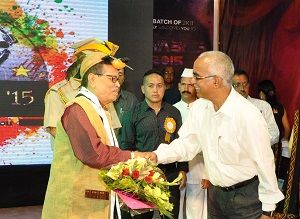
[192,51,234,109]
[194,51,234,87]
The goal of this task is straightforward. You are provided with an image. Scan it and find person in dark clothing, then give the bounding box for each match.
[258,80,291,141]
[258,80,291,214]
[162,66,181,105]
[120,68,188,219]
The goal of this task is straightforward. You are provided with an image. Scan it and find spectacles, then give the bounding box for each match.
[232,82,249,88]
[193,73,216,80]
[95,73,119,83]
[164,72,174,76]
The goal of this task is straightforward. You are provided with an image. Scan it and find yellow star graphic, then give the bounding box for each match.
[12,65,30,77]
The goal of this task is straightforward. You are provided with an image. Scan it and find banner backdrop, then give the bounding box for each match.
[153,0,213,81]
[0,0,108,165]
[220,0,300,126]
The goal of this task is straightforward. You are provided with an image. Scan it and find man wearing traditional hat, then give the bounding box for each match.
[42,43,141,219]
[174,68,210,219]
[43,38,121,150]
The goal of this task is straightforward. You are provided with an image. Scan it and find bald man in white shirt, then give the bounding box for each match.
[144,51,284,219]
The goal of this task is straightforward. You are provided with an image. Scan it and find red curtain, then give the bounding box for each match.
[220,0,300,125]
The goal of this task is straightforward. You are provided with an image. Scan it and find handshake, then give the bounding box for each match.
[132,151,158,163]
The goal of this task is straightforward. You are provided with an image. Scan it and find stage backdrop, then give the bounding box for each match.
[0,0,108,165]
[220,0,300,126]
[153,0,214,82]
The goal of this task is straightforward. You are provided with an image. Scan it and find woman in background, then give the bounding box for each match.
[258,80,291,143]
[257,80,291,213]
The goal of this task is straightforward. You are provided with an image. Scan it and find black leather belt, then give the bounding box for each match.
[218,175,258,192]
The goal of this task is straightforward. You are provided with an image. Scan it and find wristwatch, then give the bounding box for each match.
[262,211,274,217]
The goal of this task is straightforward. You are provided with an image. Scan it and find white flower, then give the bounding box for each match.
[153,187,162,199]
[152,172,161,180]
[106,170,120,180]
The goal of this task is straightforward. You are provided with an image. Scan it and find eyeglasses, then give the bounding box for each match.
[232,82,249,88]
[94,73,119,83]
[164,72,174,76]
[193,73,216,80]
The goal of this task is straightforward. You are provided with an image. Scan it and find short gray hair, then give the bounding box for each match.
[198,51,234,87]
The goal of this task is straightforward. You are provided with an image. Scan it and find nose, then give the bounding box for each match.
[191,77,196,84]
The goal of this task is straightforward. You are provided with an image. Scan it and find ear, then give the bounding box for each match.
[141,85,145,94]
[178,82,180,89]
[213,76,223,88]
[88,73,97,87]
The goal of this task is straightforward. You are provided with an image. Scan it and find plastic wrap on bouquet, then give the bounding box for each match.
[99,157,182,219]
[116,190,157,216]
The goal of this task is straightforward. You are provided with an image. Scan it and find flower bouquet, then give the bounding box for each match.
[99,157,182,218]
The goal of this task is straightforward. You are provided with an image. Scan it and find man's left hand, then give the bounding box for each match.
[179,171,187,190]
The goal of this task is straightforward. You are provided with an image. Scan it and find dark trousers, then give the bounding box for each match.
[208,178,262,219]
[121,168,180,219]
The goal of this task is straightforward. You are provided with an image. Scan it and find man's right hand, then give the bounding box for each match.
[144,152,158,163]
[201,179,211,189]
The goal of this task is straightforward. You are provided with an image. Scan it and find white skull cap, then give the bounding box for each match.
[181,68,193,78]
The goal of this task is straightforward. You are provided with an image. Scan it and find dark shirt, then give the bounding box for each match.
[163,83,181,105]
[274,103,284,139]
[114,89,139,122]
[121,100,188,173]
[114,89,138,144]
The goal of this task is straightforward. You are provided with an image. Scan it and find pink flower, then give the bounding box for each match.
[131,170,140,179]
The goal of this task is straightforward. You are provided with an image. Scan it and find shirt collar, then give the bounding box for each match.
[182,100,195,108]
[221,88,242,118]
[115,89,124,102]
[141,100,165,112]
[69,77,82,90]
[207,88,237,118]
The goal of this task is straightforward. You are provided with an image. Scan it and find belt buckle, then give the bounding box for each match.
[224,187,231,191]
[222,185,235,191]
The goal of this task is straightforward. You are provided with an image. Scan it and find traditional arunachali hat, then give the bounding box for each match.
[73,39,132,78]
[67,38,104,78]
[71,37,103,52]
[181,68,193,78]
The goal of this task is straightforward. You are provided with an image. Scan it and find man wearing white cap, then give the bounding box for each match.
[42,46,141,219]
[174,68,210,219]
[43,38,121,150]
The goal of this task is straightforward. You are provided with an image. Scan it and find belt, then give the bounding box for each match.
[218,175,258,192]
[85,189,109,200]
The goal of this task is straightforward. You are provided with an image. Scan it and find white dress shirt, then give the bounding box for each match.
[247,96,279,145]
[173,100,206,183]
[155,88,284,211]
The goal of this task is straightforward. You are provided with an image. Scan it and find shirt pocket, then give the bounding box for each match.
[217,136,240,164]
